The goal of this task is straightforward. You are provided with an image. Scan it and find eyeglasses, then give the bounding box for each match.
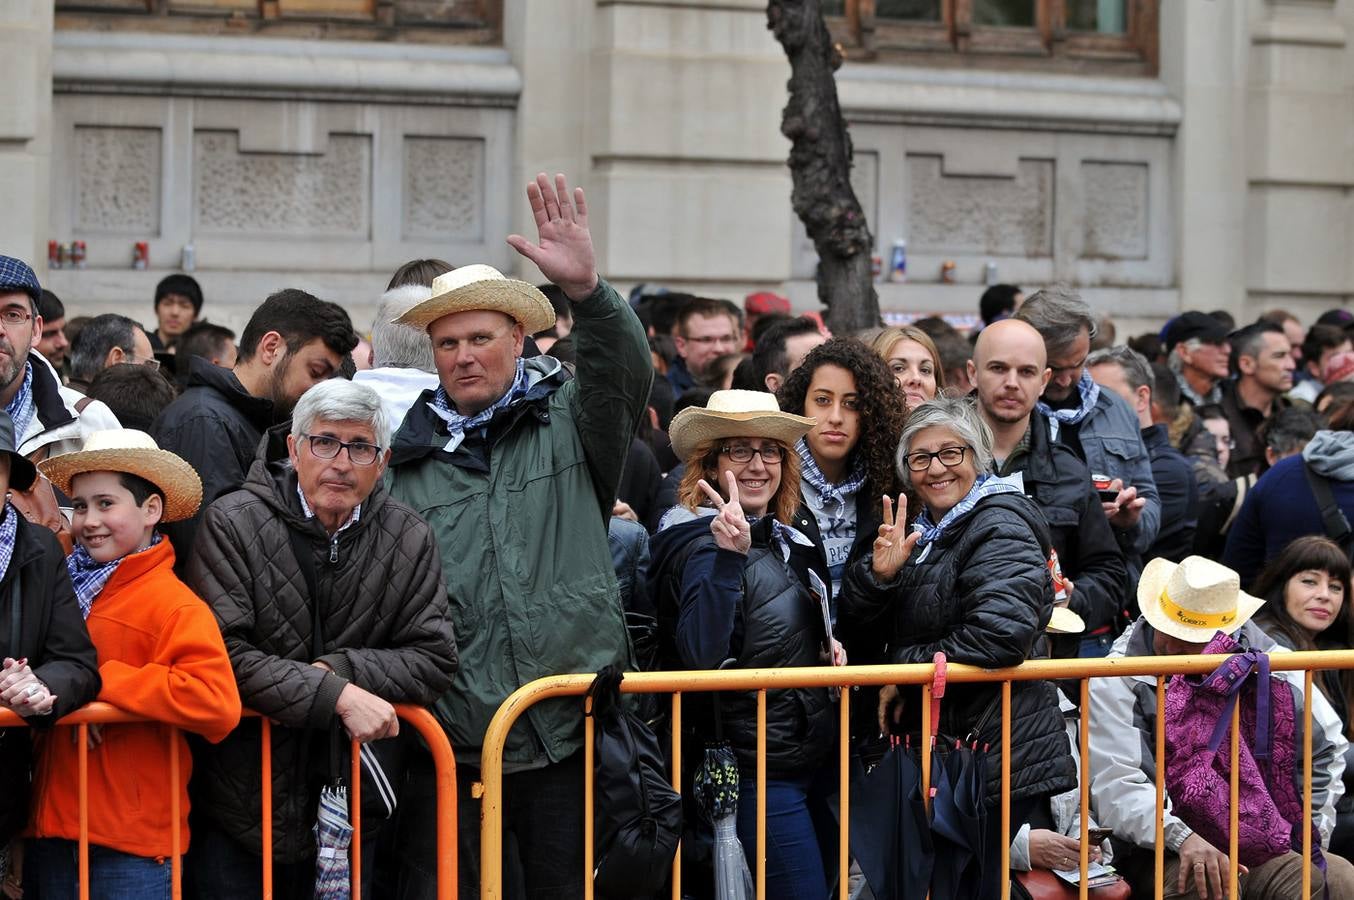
[0,308,32,327]
[123,351,160,371]
[720,443,785,464]
[903,445,971,472]
[303,434,382,466]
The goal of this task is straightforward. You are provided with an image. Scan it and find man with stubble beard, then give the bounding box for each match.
[152,289,357,575]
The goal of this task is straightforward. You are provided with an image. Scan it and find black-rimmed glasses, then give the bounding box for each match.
[903,445,970,472]
[720,444,785,464]
[303,434,382,466]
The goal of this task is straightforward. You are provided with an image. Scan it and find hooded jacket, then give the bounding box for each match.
[15,351,120,460]
[30,538,241,859]
[1222,430,1354,586]
[386,279,652,771]
[153,356,275,573]
[840,491,1078,804]
[1086,618,1346,861]
[0,512,100,844]
[187,426,457,860]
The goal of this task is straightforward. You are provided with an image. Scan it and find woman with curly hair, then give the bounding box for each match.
[777,338,909,604]
[870,325,944,411]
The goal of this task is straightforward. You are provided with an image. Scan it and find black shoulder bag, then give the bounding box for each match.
[1303,460,1354,559]
[289,529,403,825]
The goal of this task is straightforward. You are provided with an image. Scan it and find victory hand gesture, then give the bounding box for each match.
[871,494,921,581]
[699,471,752,556]
[506,172,598,301]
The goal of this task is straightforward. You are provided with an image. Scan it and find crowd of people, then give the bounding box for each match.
[0,172,1353,900]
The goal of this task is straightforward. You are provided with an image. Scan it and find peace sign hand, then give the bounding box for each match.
[872,493,922,581]
[699,471,752,556]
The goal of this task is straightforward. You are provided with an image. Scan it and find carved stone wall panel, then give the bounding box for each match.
[193,131,371,236]
[906,154,1054,257]
[74,125,161,234]
[851,150,879,235]
[1082,161,1149,260]
[402,136,484,241]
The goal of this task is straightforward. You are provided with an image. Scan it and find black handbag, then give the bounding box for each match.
[587,665,683,900]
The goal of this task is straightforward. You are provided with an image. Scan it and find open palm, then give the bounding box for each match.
[506,172,598,300]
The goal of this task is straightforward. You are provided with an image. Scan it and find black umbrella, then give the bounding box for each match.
[929,738,989,900]
[848,735,934,900]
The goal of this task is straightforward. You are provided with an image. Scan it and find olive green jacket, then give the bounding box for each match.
[387,279,652,768]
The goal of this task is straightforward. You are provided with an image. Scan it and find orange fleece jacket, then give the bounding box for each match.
[30,537,242,859]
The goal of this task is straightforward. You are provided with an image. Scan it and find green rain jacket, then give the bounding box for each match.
[387,279,652,769]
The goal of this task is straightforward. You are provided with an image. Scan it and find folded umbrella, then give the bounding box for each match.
[929,739,989,900]
[313,783,353,900]
[849,736,933,900]
[693,740,753,900]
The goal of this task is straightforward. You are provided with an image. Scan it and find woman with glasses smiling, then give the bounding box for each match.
[650,389,841,900]
[839,396,1076,900]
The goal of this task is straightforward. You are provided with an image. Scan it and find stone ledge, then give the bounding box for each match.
[838,64,1182,136]
[53,31,522,106]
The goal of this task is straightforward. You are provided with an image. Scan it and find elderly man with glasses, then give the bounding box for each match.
[186,378,457,899]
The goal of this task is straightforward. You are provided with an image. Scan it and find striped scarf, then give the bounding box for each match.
[0,503,18,586]
[1036,371,1100,442]
[911,474,1024,559]
[5,362,34,448]
[795,437,867,519]
[427,359,531,453]
[67,533,161,619]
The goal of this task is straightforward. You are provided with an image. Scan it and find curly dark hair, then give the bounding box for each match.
[776,337,908,503]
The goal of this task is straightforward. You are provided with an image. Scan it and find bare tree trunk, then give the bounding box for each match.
[768,0,880,334]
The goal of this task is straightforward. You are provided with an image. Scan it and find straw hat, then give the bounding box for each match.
[1047,606,1085,635]
[668,390,816,460]
[39,429,203,523]
[1137,555,1265,644]
[395,264,554,335]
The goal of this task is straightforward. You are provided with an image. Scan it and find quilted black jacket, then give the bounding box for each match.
[187,426,458,861]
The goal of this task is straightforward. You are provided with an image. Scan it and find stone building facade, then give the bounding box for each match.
[2,0,1351,336]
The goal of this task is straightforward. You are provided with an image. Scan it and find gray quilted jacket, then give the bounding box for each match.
[187,426,458,861]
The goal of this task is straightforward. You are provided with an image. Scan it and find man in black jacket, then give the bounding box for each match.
[971,319,1127,657]
[152,289,357,573]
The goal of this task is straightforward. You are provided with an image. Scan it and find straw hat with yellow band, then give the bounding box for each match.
[668,390,816,460]
[39,429,204,524]
[395,264,555,335]
[1136,555,1265,644]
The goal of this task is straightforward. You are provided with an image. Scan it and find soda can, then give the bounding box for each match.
[940,260,957,284]
[984,261,998,285]
[888,239,907,283]
[870,254,882,281]
[1048,548,1069,604]
[133,241,149,271]
[57,244,70,269]
[181,242,196,273]
[72,241,86,270]
[47,241,60,270]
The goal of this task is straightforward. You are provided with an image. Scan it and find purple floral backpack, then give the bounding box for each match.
[1163,631,1320,869]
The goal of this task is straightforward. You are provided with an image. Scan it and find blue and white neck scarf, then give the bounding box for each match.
[0,503,19,585]
[911,474,1024,562]
[1036,371,1100,442]
[427,359,531,453]
[796,438,867,520]
[5,362,34,448]
[67,533,162,619]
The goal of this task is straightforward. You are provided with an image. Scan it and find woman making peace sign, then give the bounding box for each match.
[649,390,841,900]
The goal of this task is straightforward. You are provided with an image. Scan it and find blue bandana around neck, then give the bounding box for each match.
[796,437,867,514]
[427,358,531,453]
[1036,370,1100,442]
[5,362,34,448]
[67,533,162,619]
[0,503,19,586]
[911,474,1024,561]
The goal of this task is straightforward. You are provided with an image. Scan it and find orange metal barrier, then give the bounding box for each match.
[0,703,457,900]
[477,650,1354,900]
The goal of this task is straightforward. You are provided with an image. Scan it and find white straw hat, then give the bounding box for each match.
[1137,555,1265,644]
[395,264,555,335]
[668,390,816,460]
[1047,606,1085,635]
[39,429,203,523]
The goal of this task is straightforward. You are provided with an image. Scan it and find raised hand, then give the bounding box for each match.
[871,493,921,581]
[698,471,752,555]
[506,172,599,301]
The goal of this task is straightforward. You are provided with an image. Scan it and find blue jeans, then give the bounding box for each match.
[734,770,837,900]
[26,838,172,900]
[1079,632,1115,658]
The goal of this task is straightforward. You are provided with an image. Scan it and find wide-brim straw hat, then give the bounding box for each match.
[668,390,816,460]
[39,429,203,523]
[1137,555,1265,644]
[1047,606,1085,635]
[395,264,555,335]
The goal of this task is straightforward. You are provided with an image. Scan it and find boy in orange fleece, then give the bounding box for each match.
[28,429,241,899]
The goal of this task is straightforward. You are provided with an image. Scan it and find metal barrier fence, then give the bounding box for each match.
[0,702,458,900]
[478,650,1354,900]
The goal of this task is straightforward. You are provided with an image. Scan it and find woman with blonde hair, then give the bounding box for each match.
[870,325,944,411]
[650,389,840,900]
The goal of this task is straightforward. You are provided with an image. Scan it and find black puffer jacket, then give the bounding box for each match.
[650,512,834,777]
[0,512,101,843]
[840,491,1077,804]
[187,426,458,861]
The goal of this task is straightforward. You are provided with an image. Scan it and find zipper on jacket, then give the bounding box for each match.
[329,534,338,564]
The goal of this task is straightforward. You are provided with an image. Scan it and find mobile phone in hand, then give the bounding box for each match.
[1087,827,1113,844]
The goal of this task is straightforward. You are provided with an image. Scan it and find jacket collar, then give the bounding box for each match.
[1141,423,1171,450]
[187,356,275,432]
[27,352,75,435]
